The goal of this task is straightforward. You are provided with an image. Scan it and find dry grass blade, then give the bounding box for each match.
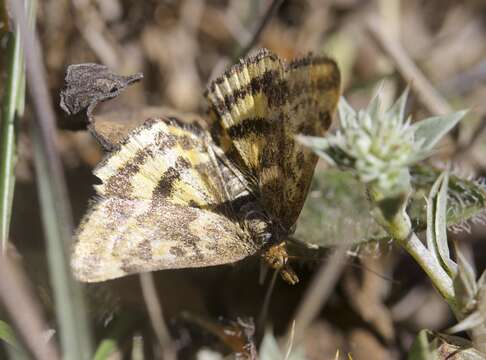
[365,14,453,115]
[290,243,350,343]
[140,273,176,360]
[233,0,284,60]
[0,253,60,360]
[9,0,92,358]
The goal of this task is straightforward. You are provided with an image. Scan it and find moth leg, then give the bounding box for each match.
[262,242,299,285]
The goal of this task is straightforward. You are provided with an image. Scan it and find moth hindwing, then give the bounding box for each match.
[72,49,341,284]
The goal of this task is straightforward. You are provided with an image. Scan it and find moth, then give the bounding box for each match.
[71,48,341,284]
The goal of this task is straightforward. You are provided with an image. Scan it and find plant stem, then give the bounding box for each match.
[399,232,455,304]
[385,211,457,310]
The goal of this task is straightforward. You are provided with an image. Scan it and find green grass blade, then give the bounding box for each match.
[0,28,24,252]
[0,319,29,360]
[0,320,22,351]
[9,0,93,358]
[93,315,137,360]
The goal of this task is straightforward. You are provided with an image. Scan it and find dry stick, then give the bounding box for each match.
[455,115,486,156]
[290,243,350,343]
[0,255,60,360]
[139,273,176,360]
[233,0,284,60]
[365,15,453,115]
[256,268,279,343]
[71,0,120,69]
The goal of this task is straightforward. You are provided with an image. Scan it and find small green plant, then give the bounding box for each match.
[299,86,486,355]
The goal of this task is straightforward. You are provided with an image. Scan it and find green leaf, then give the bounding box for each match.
[447,312,484,334]
[93,314,138,360]
[408,164,486,234]
[434,171,457,276]
[425,171,443,257]
[17,0,93,357]
[454,250,478,312]
[93,338,119,360]
[296,135,338,166]
[411,110,468,153]
[296,164,486,250]
[295,168,385,248]
[0,28,24,252]
[408,331,486,360]
[407,330,438,360]
[337,96,356,128]
[0,320,21,350]
[385,87,409,125]
[295,135,330,151]
[365,82,383,121]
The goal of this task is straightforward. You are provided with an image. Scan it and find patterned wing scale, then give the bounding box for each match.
[94,117,222,207]
[206,50,285,179]
[206,49,340,230]
[278,54,341,228]
[72,117,258,282]
[72,198,257,282]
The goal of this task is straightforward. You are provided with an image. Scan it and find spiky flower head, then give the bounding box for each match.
[299,85,467,201]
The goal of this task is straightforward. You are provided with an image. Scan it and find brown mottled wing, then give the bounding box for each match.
[206,49,340,230]
[72,117,258,282]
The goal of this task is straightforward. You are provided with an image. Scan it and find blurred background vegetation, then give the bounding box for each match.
[1,0,486,359]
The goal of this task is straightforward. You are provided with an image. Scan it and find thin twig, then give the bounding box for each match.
[366,14,453,115]
[71,0,120,69]
[284,320,295,360]
[139,273,176,360]
[0,253,60,360]
[233,0,284,61]
[290,243,350,343]
[455,115,486,157]
[256,269,279,344]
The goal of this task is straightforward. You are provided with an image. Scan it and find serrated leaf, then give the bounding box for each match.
[409,164,486,233]
[411,110,467,153]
